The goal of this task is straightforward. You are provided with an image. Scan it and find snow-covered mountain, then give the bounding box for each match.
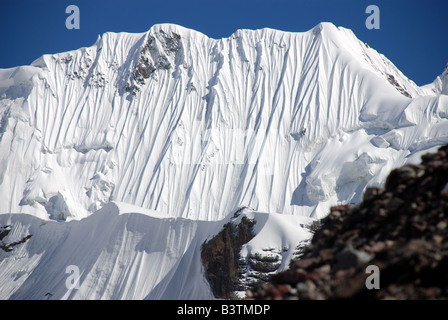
[421,63,448,96]
[0,22,447,299]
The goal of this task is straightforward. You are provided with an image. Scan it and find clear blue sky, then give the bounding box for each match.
[0,0,447,86]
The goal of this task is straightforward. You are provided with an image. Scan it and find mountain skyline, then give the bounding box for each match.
[1,0,448,87]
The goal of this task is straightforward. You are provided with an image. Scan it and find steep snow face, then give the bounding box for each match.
[0,203,215,299]
[1,22,448,222]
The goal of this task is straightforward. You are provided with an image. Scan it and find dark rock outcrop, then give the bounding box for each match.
[0,225,32,253]
[201,216,255,299]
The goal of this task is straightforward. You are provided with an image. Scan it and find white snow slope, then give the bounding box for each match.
[0,22,447,299]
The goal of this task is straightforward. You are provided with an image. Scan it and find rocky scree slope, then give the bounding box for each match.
[249,145,448,299]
